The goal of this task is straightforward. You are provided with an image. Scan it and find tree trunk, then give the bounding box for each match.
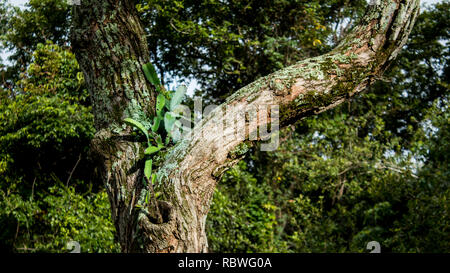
[71,0,420,252]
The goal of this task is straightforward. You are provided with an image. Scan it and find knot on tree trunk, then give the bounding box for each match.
[143,200,174,224]
[131,201,180,253]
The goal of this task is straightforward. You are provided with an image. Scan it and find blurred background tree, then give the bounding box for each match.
[0,0,448,252]
[0,39,118,252]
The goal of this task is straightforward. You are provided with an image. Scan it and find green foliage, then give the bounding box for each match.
[156,93,166,114]
[0,41,118,252]
[17,41,89,102]
[127,63,187,148]
[143,62,161,87]
[0,180,119,253]
[170,85,187,111]
[0,0,71,88]
[138,0,367,101]
[39,184,119,253]
[124,118,150,145]
[144,159,153,181]
[209,99,449,252]
[0,42,94,182]
[207,161,285,252]
[163,112,176,136]
[145,146,162,155]
[124,62,187,208]
[206,2,449,253]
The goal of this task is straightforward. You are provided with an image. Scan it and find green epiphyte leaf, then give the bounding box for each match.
[156,93,166,114]
[165,134,171,145]
[170,85,187,111]
[164,112,176,134]
[171,120,182,143]
[165,92,172,110]
[151,173,157,185]
[151,116,161,133]
[144,146,161,155]
[142,63,160,87]
[124,118,149,141]
[144,159,152,180]
[142,176,147,187]
[155,134,164,147]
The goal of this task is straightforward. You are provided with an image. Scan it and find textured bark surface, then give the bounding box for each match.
[71,0,420,252]
[71,0,156,251]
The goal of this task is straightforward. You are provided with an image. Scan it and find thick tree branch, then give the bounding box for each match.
[155,0,420,252]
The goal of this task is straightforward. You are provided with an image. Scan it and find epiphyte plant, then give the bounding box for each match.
[124,62,187,213]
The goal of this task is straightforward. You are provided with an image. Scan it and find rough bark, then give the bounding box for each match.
[71,0,420,252]
[71,0,156,251]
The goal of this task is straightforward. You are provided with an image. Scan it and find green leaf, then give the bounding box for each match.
[164,112,176,134]
[156,93,166,114]
[151,116,161,133]
[144,146,161,155]
[155,134,164,147]
[171,120,182,143]
[165,134,171,145]
[144,159,152,180]
[142,176,147,187]
[124,118,149,141]
[170,85,187,111]
[151,173,157,185]
[142,63,160,86]
[165,94,172,110]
